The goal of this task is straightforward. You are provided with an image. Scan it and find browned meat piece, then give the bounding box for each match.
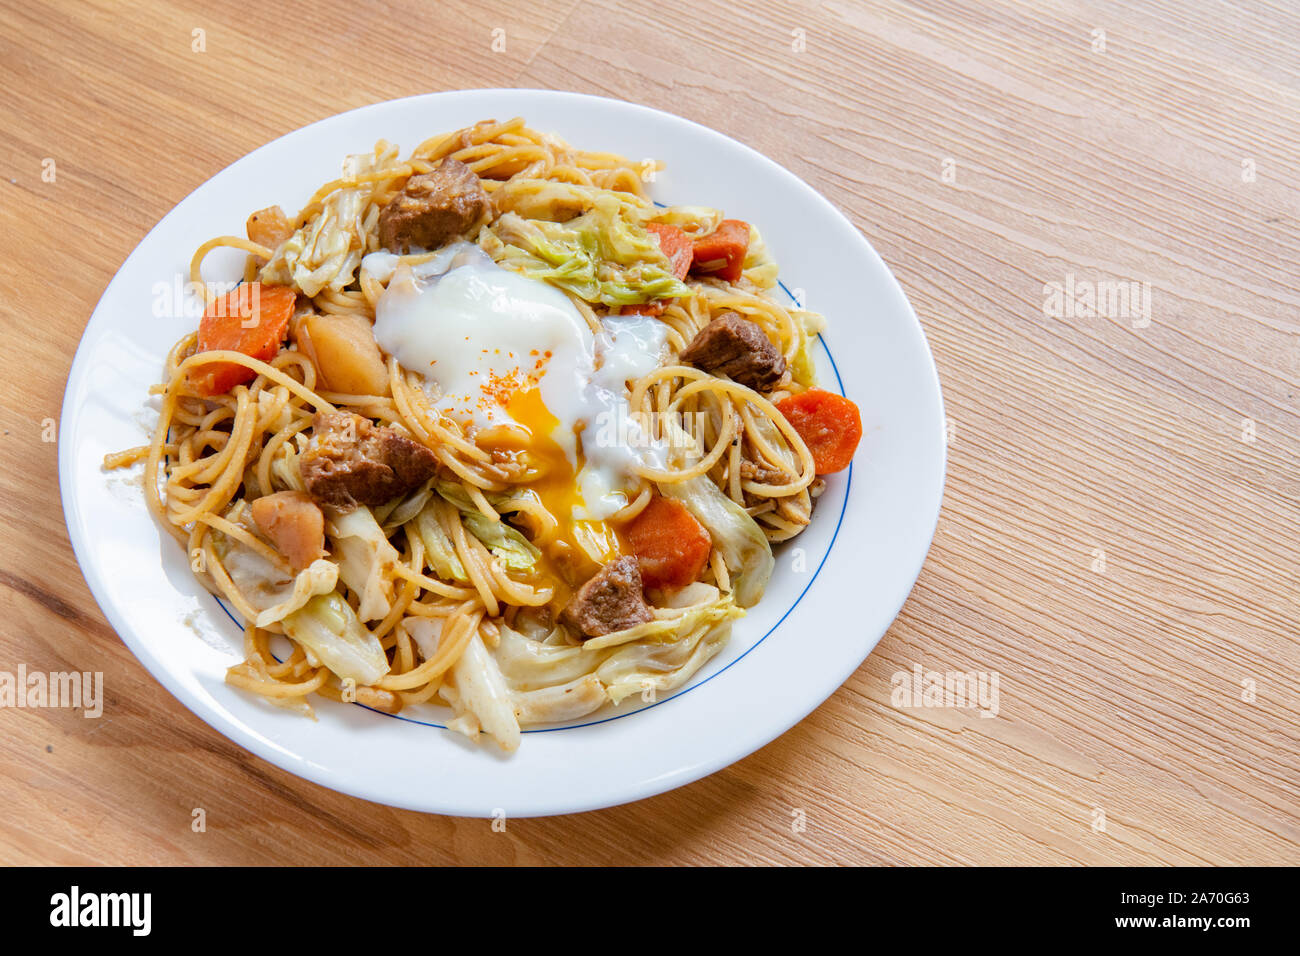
[679,312,787,392]
[560,556,653,639]
[299,411,438,508]
[377,158,491,253]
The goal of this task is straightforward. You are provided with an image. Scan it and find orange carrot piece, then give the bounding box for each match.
[192,283,297,397]
[647,222,693,280]
[775,388,863,475]
[690,219,750,282]
[623,495,713,591]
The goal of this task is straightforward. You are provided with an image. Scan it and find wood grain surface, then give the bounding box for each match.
[1,0,1296,866]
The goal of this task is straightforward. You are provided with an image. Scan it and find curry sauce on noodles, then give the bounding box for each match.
[105,117,862,752]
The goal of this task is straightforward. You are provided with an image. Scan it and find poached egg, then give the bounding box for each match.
[365,243,667,579]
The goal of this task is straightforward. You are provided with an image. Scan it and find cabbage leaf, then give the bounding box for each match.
[281,591,390,686]
[328,506,399,622]
[482,193,693,307]
[432,482,540,572]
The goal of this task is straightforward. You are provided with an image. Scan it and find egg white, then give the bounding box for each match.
[366,244,668,539]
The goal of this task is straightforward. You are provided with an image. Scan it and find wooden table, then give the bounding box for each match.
[1,0,1295,866]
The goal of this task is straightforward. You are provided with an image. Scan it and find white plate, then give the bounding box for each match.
[60,90,945,817]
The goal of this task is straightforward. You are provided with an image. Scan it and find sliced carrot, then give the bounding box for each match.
[623,495,712,591]
[776,388,863,475]
[647,222,693,280]
[690,219,750,282]
[191,283,297,397]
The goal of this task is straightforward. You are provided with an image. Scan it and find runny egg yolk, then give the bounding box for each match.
[478,387,623,589]
[367,243,668,594]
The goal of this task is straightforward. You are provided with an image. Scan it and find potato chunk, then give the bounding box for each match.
[297,313,390,397]
[250,491,327,571]
[246,205,295,250]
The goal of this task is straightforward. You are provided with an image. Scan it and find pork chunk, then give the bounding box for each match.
[299,411,438,508]
[377,158,491,253]
[679,311,787,392]
[560,556,653,639]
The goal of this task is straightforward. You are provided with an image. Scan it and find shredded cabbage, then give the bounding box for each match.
[513,675,607,724]
[328,507,399,621]
[741,223,779,289]
[597,619,734,704]
[261,144,399,296]
[789,308,827,387]
[213,532,295,612]
[377,479,436,531]
[442,631,521,751]
[407,502,469,583]
[430,479,478,513]
[462,512,541,571]
[281,592,390,686]
[478,586,740,726]
[481,193,693,307]
[432,483,540,572]
[254,559,339,628]
[403,617,443,661]
[490,178,599,222]
[650,205,722,237]
[495,625,609,692]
